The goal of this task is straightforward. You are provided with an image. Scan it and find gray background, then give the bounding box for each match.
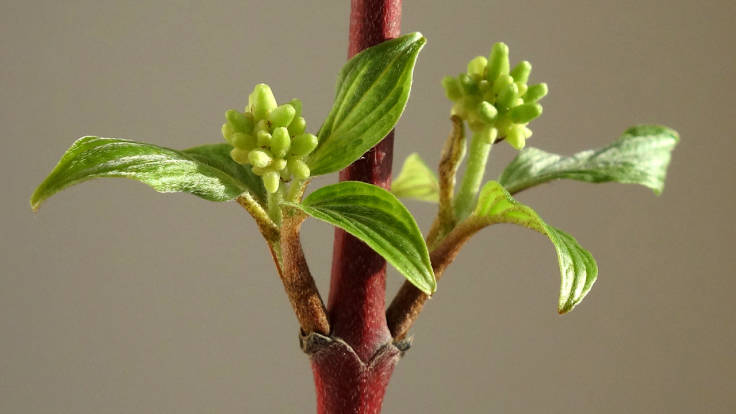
[2,0,734,412]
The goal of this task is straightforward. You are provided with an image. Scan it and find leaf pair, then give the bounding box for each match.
[392,125,679,311]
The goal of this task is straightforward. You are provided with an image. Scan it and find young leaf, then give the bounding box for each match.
[499,125,679,194]
[472,181,598,313]
[391,153,439,202]
[31,137,265,211]
[308,33,426,175]
[285,181,436,294]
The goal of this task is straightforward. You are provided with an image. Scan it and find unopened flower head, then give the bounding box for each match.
[221,83,317,193]
[442,42,548,150]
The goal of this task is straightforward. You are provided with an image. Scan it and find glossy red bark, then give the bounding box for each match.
[309,1,403,412]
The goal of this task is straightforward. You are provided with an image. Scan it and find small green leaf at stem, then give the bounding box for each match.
[285,181,436,294]
[499,125,679,195]
[308,33,426,175]
[472,181,598,313]
[30,137,265,211]
[391,153,439,203]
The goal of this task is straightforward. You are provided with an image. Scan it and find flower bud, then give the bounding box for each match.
[221,123,234,143]
[271,158,287,171]
[248,149,273,168]
[510,60,532,84]
[486,42,509,83]
[442,76,463,101]
[288,116,307,136]
[506,125,526,150]
[269,104,296,128]
[231,132,256,150]
[289,98,302,118]
[251,83,277,120]
[459,73,478,95]
[226,109,254,133]
[497,82,519,109]
[263,170,281,193]
[230,148,250,164]
[478,101,498,123]
[509,103,543,124]
[492,74,513,95]
[467,56,487,77]
[290,133,318,156]
[288,158,311,180]
[256,130,272,147]
[524,83,548,103]
[271,127,291,158]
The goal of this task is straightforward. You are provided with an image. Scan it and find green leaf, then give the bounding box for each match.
[308,33,426,175]
[31,137,265,211]
[473,181,598,313]
[286,181,436,294]
[391,153,439,202]
[499,125,679,195]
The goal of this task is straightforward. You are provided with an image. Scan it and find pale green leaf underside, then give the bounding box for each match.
[473,181,598,313]
[308,33,426,176]
[288,181,436,294]
[391,153,439,202]
[499,125,679,195]
[31,137,265,211]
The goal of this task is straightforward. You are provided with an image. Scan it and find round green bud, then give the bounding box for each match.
[231,132,256,150]
[510,60,532,84]
[251,166,268,176]
[271,158,287,171]
[486,42,510,84]
[491,74,513,95]
[256,130,272,147]
[516,82,528,97]
[289,98,303,118]
[249,149,273,168]
[288,158,311,180]
[226,109,254,133]
[442,76,463,101]
[497,82,519,109]
[506,125,526,150]
[221,122,234,143]
[251,83,278,120]
[269,104,296,128]
[467,56,488,77]
[524,83,548,103]
[230,148,250,164]
[478,101,498,123]
[480,125,499,144]
[271,127,291,158]
[478,79,490,93]
[290,133,318,156]
[509,103,543,124]
[262,170,281,194]
[288,116,307,136]
[459,73,478,95]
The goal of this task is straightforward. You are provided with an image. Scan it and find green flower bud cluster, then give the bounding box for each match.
[222,83,318,194]
[442,42,548,149]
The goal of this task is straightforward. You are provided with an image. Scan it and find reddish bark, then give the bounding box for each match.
[308,1,403,413]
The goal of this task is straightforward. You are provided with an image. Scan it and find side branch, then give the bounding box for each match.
[281,211,331,335]
[426,116,466,249]
[387,218,481,340]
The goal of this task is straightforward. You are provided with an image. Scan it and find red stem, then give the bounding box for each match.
[329,0,401,362]
[308,1,402,413]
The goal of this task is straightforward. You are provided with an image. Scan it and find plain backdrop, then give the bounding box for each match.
[2,0,735,412]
